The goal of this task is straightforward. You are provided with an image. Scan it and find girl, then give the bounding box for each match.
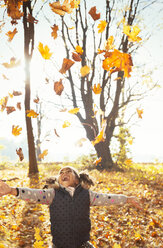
[0,166,142,248]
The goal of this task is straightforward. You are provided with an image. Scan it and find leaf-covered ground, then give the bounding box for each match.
[0,162,162,248]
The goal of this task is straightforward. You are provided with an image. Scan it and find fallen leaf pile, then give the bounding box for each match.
[0,163,162,247]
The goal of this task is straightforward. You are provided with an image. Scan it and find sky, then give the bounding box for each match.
[0,0,163,163]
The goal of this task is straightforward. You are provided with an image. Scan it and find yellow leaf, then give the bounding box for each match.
[38,150,48,160]
[38,42,52,60]
[127,136,133,145]
[70,0,80,9]
[92,83,102,94]
[123,24,142,42]
[62,120,71,128]
[12,125,22,136]
[104,36,115,51]
[68,107,80,114]
[26,109,39,118]
[124,159,132,165]
[113,244,121,248]
[97,20,107,33]
[6,28,18,42]
[80,65,90,77]
[0,244,5,248]
[75,45,83,55]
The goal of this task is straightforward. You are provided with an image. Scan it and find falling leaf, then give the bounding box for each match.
[27,14,38,24]
[80,65,90,77]
[38,42,53,60]
[92,83,102,94]
[62,120,71,128]
[26,109,39,118]
[68,107,80,114]
[123,24,142,42]
[51,24,58,39]
[54,79,64,95]
[49,0,73,16]
[12,125,22,136]
[0,96,8,111]
[88,6,100,21]
[72,52,82,62]
[127,136,133,145]
[38,150,48,160]
[6,106,16,114]
[97,20,107,33]
[2,74,9,80]
[59,58,75,74]
[45,78,49,84]
[8,93,13,98]
[6,28,17,41]
[70,0,80,9]
[136,108,143,118]
[104,36,115,51]
[0,22,5,32]
[16,147,24,161]
[2,57,20,69]
[13,90,22,96]
[54,128,60,137]
[102,49,133,78]
[59,108,67,112]
[94,157,102,165]
[75,138,87,147]
[7,4,24,20]
[17,102,21,110]
[75,45,83,55]
[33,97,40,103]
[92,119,106,146]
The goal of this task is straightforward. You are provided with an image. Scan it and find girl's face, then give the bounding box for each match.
[58,168,79,187]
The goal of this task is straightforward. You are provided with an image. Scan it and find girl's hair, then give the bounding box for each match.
[43,166,94,190]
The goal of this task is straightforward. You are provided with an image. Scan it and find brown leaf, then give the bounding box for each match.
[54,128,60,137]
[59,58,75,74]
[54,79,64,95]
[33,97,39,103]
[27,14,38,24]
[88,6,100,21]
[72,52,82,62]
[16,147,24,161]
[51,24,58,39]
[17,102,21,110]
[13,90,22,96]
[6,106,16,114]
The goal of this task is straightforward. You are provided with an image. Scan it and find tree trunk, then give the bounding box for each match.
[95,141,114,170]
[23,1,38,175]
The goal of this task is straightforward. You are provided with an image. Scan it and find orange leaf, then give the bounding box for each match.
[59,58,75,74]
[26,109,39,118]
[38,150,48,160]
[2,57,20,69]
[6,106,16,114]
[12,125,22,136]
[94,157,102,165]
[80,65,90,77]
[72,52,82,62]
[92,83,102,94]
[54,79,64,95]
[68,108,80,114]
[75,45,83,55]
[92,119,106,146]
[16,147,24,161]
[136,108,143,119]
[70,0,80,9]
[51,24,58,40]
[88,6,100,21]
[38,42,53,60]
[6,28,17,42]
[7,4,23,20]
[49,0,73,16]
[97,20,107,33]
[62,120,71,128]
[102,49,133,78]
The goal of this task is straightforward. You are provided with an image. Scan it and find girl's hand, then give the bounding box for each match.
[0,180,12,196]
[127,196,143,210]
